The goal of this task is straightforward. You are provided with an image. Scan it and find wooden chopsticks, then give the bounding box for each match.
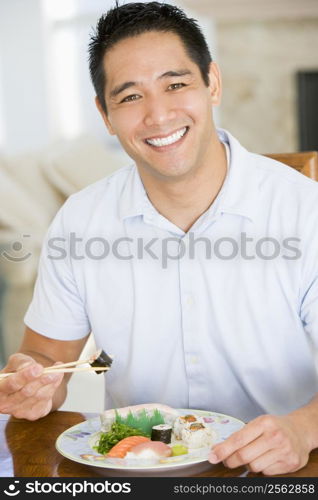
[0,350,112,379]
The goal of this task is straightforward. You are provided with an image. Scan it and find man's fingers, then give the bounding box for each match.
[20,372,62,398]
[1,379,60,415]
[0,356,64,419]
[210,416,280,464]
[246,450,290,474]
[217,440,302,475]
[1,364,44,395]
[11,397,53,421]
[260,449,306,476]
[3,353,34,372]
[210,422,264,463]
[221,435,271,469]
[35,380,62,400]
[1,371,63,409]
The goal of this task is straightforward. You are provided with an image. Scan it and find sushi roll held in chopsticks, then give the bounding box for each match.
[89,349,113,374]
[0,348,114,380]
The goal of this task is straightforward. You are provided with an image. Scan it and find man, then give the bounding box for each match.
[1,2,318,475]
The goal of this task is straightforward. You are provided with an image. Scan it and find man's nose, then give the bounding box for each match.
[143,95,177,128]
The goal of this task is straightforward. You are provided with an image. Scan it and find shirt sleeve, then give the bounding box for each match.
[24,202,91,340]
[299,211,318,350]
[300,276,318,350]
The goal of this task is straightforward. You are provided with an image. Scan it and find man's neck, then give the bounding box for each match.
[138,139,227,233]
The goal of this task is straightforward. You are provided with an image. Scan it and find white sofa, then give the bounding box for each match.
[0,134,128,410]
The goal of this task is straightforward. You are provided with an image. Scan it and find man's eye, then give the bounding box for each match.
[168,83,186,90]
[121,94,140,103]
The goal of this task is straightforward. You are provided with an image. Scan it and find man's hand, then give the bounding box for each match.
[208,414,312,475]
[0,353,64,420]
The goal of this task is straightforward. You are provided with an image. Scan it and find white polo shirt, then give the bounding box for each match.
[24,129,318,422]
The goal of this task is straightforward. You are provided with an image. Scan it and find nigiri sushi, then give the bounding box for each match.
[107,436,150,458]
[127,441,172,459]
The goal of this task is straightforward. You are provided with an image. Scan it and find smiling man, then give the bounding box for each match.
[1,1,318,476]
[93,17,226,233]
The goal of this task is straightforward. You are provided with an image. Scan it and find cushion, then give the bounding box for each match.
[3,152,65,220]
[0,163,50,234]
[43,135,129,197]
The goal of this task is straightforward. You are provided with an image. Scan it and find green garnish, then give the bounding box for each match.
[94,422,148,455]
[115,408,165,435]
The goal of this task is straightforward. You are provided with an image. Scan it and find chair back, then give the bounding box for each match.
[264,151,318,180]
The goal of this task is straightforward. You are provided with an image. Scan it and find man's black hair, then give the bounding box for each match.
[88,1,212,113]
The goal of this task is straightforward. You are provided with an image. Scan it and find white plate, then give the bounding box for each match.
[56,409,245,473]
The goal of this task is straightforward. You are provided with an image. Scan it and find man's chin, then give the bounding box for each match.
[135,158,193,179]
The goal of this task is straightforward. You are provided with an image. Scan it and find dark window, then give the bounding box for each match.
[297,71,318,151]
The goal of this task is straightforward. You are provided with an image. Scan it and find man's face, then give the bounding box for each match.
[98,31,221,181]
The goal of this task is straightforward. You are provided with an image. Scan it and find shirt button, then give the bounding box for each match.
[190,356,198,364]
[185,295,194,306]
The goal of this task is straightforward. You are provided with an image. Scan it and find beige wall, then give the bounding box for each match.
[216,19,318,154]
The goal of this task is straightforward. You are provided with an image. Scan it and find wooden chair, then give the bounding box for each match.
[264,151,318,180]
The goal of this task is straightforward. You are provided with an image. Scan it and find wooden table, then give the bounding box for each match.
[1,411,318,477]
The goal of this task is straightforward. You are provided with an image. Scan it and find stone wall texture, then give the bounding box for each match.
[216,19,318,154]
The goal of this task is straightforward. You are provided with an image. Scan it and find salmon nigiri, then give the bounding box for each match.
[107,435,150,458]
[128,441,172,458]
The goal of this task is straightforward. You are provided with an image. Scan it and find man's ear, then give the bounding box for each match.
[95,96,116,135]
[208,62,222,106]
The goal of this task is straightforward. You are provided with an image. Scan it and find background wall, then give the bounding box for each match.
[1,1,317,157]
[0,0,215,156]
[218,18,318,153]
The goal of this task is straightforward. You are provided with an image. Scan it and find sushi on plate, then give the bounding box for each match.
[181,422,216,449]
[173,415,217,448]
[173,414,206,440]
[107,436,150,458]
[127,441,172,459]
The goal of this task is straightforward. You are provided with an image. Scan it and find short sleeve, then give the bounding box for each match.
[300,275,318,350]
[299,211,318,350]
[24,203,91,340]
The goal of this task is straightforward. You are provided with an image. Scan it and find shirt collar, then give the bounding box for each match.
[216,128,260,223]
[119,165,148,220]
[119,128,261,223]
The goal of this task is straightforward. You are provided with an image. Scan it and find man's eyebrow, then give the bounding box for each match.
[110,81,137,99]
[158,69,193,79]
[109,70,193,99]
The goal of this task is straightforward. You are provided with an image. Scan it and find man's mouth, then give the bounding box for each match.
[145,126,188,147]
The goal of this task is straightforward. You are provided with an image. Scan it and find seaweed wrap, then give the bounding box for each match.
[151,424,172,444]
[90,349,113,374]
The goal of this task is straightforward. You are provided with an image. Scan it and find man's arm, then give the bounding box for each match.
[208,396,318,475]
[0,326,89,420]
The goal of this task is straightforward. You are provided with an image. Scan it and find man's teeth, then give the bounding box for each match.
[146,127,187,147]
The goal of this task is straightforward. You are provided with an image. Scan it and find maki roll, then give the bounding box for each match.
[173,414,205,440]
[90,349,113,374]
[151,424,172,444]
[181,422,217,449]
